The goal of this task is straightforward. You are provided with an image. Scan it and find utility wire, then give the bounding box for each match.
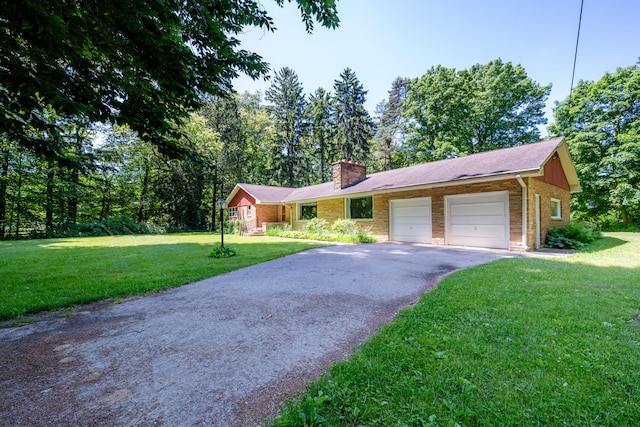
[570,0,585,98]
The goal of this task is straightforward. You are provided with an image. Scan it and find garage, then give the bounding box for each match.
[389,197,432,243]
[446,191,510,249]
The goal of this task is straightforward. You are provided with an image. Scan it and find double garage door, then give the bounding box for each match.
[390,191,510,249]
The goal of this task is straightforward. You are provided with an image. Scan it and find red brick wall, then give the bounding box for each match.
[332,161,367,189]
[526,177,571,248]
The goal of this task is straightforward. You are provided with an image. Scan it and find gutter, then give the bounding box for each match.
[516,175,528,250]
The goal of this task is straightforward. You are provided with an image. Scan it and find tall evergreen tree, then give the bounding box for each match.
[333,68,374,162]
[373,77,410,170]
[265,67,309,186]
[308,88,335,182]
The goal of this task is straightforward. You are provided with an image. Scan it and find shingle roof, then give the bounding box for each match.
[236,183,296,203]
[284,138,574,201]
[230,138,579,204]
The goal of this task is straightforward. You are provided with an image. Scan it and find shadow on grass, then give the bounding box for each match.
[575,236,629,253]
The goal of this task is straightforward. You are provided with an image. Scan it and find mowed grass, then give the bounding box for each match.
[0,233,326,320]
[268,233,640,426]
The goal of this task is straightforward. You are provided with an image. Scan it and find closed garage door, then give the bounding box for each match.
[446,191,509,249]
[390,198,432,243]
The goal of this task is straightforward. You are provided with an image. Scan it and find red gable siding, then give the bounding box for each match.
[229,188,255,207]
[534,151,569,190]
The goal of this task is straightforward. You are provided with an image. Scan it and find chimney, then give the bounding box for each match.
[332,160,367,189]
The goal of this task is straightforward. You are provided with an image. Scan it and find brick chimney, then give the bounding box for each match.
[332,160,367,189]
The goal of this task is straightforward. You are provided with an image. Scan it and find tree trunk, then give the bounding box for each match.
[137,160,150,223]
[14,152,24,238]
[622,210,629,227]
[0,147,8,238]
[45,155,55,235]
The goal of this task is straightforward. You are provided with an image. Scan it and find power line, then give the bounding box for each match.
[570,0,585,98]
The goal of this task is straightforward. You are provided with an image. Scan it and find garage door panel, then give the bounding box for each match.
[446,192,509,249]
[451,202,506,217]
[450,225,507,239]
[390,198,432,244]
[451,214,507,225]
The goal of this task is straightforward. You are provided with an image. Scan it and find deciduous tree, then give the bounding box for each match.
[1,0,338,157]
[404,59,550,161]
[550,65,640,226]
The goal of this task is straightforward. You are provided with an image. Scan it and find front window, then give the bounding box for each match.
[247,205,253,218]
[348,196,373,219]
[299,202,317,220]
[229,207,238,218]
[551,198,562,220]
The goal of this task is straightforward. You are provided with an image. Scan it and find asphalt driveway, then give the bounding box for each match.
[1,243,511,426]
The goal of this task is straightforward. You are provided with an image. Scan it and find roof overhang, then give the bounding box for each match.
[549,138,581,193]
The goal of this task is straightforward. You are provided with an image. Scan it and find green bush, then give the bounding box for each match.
[267,219,376,243]
[546,223,602,249]
[331,219,359,235]
[46,217,174,238]
[209,244,237,258]
[304,218,329,234]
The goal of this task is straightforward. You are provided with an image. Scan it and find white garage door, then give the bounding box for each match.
[446,191,509,249]
[390,198,432,243]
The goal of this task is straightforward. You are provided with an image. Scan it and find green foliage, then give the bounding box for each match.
[550,65,640,228]
[304,218,330,234]
[333,68,375,162]
[404,59,550,162]
[269,219,376,243]
[0,234,326,320]
[265,67,312,187]
[44,217,170,238]
[1,0,338,157]
[372,77,410,171]
[546,223,602,249]
[209,244,237,258]
[267,233,640,426]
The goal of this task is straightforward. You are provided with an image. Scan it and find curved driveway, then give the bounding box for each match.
[1,243,512,426]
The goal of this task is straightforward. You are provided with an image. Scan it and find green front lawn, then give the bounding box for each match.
[268,233,640,426]
[0,234,326,321]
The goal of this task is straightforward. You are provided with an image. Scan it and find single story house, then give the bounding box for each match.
[226,137,581,250]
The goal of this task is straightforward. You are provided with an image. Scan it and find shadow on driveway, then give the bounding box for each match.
[1,244,516,426]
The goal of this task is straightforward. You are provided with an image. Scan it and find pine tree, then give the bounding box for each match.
[333,68,374,162]
[265,67,309,186]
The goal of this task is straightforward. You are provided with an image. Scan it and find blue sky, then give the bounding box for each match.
[232,0,640,134]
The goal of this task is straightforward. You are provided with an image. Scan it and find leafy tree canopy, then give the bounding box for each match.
[404,59,550,161]
[550,65,640,226]
[0,0,339,157]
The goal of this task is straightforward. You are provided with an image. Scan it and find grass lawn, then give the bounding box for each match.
[0,233,326,321]
[268,233,640,426]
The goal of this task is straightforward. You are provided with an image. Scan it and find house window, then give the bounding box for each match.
[247,205,253,218]
[299,202,317,220]
[551,198,562,220]
[229,207,238,218]
[348,196,373,219]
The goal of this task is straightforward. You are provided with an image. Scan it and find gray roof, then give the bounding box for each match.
[230,138,579,204]
[284,138,575,202]
[235,183,296,203]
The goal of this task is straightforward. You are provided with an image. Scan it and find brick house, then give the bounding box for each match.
[226,137,580,250]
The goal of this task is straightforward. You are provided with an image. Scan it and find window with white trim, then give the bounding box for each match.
[229,207,238,218]
[347,196,373,219]
[551,198,562,220]
[298,202,317,220]
[247,205,253,218]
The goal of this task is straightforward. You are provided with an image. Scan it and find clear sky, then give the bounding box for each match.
[232,0,640,134]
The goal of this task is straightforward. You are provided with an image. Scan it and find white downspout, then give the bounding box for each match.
[516,175,528,250]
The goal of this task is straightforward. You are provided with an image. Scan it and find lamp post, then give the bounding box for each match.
[217,199,226,248]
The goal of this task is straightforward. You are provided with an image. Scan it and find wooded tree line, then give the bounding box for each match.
[1,60,639,237]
